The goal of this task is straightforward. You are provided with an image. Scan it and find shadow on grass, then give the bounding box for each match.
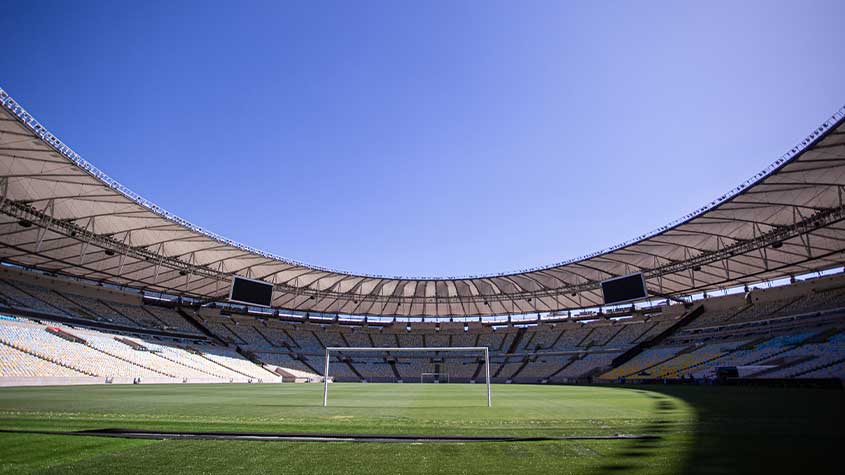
[591,389,683,474]
[595,385,844,475]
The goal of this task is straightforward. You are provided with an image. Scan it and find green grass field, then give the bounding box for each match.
[0,383,841,474]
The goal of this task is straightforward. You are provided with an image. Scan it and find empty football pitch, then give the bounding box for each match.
[0,383,841,474]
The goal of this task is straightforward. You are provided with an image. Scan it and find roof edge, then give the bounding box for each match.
[1,86,843,281]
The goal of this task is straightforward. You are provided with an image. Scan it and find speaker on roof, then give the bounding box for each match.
[601,273,648,305]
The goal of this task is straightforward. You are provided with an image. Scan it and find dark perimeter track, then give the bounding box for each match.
[0,428,659,444]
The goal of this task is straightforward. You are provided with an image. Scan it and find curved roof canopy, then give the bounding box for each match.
[1,87,845,316]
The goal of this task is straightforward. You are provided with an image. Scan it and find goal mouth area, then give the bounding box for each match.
[322,347,492,407]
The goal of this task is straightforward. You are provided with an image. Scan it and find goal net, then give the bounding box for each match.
[323,346,491,407]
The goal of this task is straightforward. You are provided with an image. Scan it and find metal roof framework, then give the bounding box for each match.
[1,87,845,316]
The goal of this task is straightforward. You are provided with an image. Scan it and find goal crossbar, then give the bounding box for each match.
[322,346,491,407]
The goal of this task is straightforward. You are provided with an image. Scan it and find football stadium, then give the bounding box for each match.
[1,2,844,474]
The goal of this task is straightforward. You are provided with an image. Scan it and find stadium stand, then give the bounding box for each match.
[2,262,845,385]
[0,313,283,385]
[0,339,83,377]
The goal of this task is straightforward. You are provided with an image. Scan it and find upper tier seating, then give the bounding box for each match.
[0,280,64,316]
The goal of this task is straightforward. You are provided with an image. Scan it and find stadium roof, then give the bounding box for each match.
[1,87,845,316]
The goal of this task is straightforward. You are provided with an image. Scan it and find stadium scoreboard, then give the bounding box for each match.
[601,273,648,305]
[229,276,274,307]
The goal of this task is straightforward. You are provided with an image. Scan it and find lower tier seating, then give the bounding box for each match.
[0,318,280,383]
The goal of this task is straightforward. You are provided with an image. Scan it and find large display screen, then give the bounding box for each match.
[601,273,648,305]
[229,276,274,307]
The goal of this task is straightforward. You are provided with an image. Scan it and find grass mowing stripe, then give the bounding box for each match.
[0,433,159,475]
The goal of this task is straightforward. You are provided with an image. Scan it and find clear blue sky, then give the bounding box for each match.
[2,1,844,278]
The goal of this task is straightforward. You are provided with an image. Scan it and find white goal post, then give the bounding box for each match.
[323,347,492,407]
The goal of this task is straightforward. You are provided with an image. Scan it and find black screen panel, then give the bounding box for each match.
[229,276,273,307]
[601,273,648,305]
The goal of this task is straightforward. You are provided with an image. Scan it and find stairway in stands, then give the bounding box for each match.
[664,350,734,378]
[0,338,92,376]
[198,351,262,380]
[149,349,227,379]
[343,356,365,381]
[388,359,402,381]
[791,356,845,377]
[617,345,698,379]
[493,328,528,379]
[604,304,705,376]
[507,357,532,381]
[545,355,578,381]
[471,358,486,382]
[87,343,176,378]
[177,307,226,344]
[297,356,323,376]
